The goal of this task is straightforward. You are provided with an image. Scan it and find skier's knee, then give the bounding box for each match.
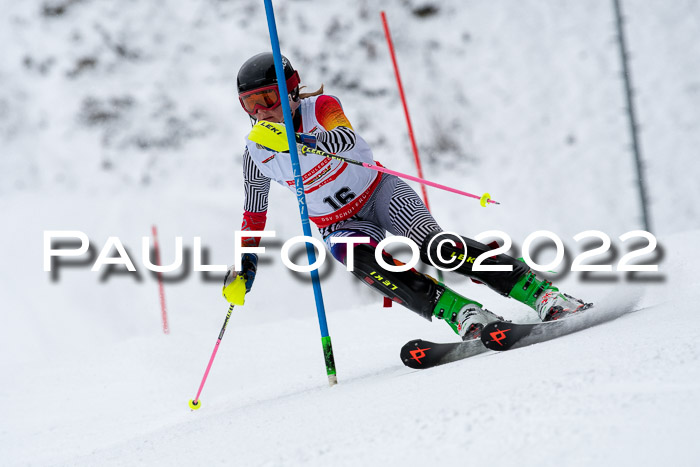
[325,231,379,264]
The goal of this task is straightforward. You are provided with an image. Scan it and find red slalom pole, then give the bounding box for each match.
[381,11,431,211]
[152,225,170,334]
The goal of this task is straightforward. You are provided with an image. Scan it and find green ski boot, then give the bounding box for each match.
[508,270,587,321]
[432,286,502,340]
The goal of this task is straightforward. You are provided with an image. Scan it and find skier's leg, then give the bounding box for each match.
[325,229,501,339]
[378,179,530,296]
[419,230,529,295]
[377,177,442,247]
[419,230,588,321]
[378,179,588,321]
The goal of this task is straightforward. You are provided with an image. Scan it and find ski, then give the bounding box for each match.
[399,306,593,370]
[400,338,486,369]
[480,303,604,351]
[481,299,650,351]
[401,297,647,369]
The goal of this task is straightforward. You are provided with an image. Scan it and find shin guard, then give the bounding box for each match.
[350,244,441,320]
[419,230,529,296]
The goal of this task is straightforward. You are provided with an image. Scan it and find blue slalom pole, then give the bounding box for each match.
[263,0,337,386]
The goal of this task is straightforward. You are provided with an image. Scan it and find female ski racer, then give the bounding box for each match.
[225,52,588,340]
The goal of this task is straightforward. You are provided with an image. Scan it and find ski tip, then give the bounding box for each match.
[189,399,202,410]
[400,339,440,369]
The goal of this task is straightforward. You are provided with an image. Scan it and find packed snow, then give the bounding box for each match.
[1,1,699,466]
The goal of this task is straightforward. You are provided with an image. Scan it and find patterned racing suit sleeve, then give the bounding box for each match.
[314,95,357,154]
[241,147,270,248]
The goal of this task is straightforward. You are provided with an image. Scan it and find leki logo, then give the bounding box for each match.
[409,346,431,364]
[489,328,511,346]
[260,121,283,135]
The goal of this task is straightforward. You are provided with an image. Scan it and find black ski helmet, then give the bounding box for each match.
[237,52,299,96]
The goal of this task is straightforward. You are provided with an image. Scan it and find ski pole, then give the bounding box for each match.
[189,304,234,410]
[318,147,498,206]
[249,120,499,207]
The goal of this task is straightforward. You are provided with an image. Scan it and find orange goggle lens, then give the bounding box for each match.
[239,87,280,114]
[238,71,300,116]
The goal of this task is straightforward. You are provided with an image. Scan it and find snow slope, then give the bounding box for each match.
[2,1,700,466]
[2,214,698,466]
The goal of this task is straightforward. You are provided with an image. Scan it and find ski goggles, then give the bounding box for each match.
[238,71,300,116]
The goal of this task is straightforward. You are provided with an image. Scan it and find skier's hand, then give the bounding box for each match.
[295,132,317,149]
[255,139,313,156]
[222,253,258,305]
[284,135,316,156]
[280,142,312,157]
[239,253,258,292]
